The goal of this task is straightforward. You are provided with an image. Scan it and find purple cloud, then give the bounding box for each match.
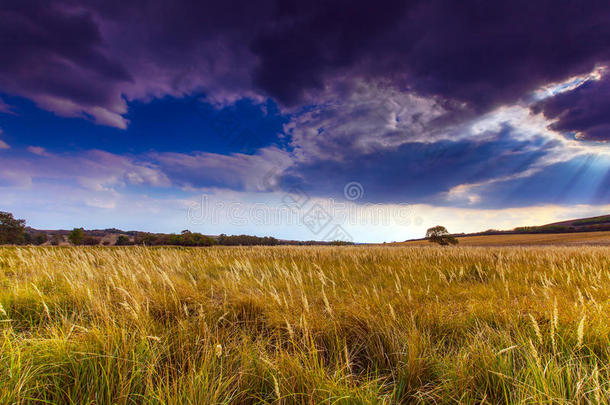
[0,0,133,127]
[532,75,610,141]
[2,0,610,131]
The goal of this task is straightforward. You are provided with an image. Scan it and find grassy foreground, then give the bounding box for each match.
[0,246,609,404]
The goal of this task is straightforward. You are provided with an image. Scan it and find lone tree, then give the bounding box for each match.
[426,225,458,246]
[0,211,26,245]
[68,228,84,245]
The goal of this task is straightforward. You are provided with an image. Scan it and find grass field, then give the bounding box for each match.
[401,231,610,246]
[0,246,609,404]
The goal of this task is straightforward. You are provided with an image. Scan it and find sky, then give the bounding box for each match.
[1,0,610,243]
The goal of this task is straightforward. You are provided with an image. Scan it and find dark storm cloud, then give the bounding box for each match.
[532,76,610,141]
[250,0,610,110]
[2,0,610,126]
[0,1,132,108]
[250,0,409,104]
[0,0,273,126]
[0,1,131,81]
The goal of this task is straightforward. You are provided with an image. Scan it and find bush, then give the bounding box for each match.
[82,236,100,246]
[68,228,84,245]
[115,235,131,246]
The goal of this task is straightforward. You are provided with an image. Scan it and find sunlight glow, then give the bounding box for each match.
[533,65,606,100]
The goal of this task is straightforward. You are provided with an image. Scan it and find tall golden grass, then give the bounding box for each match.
[0,245,609,403]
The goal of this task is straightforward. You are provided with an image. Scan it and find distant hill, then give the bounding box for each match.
[401,214,610,246]
[401,231,610,246]
[544,215,610,229]
[462,214,610,237]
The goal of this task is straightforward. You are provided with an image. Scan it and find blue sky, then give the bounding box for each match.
[1,0,610,242]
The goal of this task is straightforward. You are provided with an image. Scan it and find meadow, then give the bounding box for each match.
[0,245,609,404]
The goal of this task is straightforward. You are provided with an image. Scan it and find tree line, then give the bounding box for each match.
[0,211,354,246]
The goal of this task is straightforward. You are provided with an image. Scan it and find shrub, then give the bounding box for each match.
[82,236,100,246]
[68,228,84,245]
[115,235,131,246]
